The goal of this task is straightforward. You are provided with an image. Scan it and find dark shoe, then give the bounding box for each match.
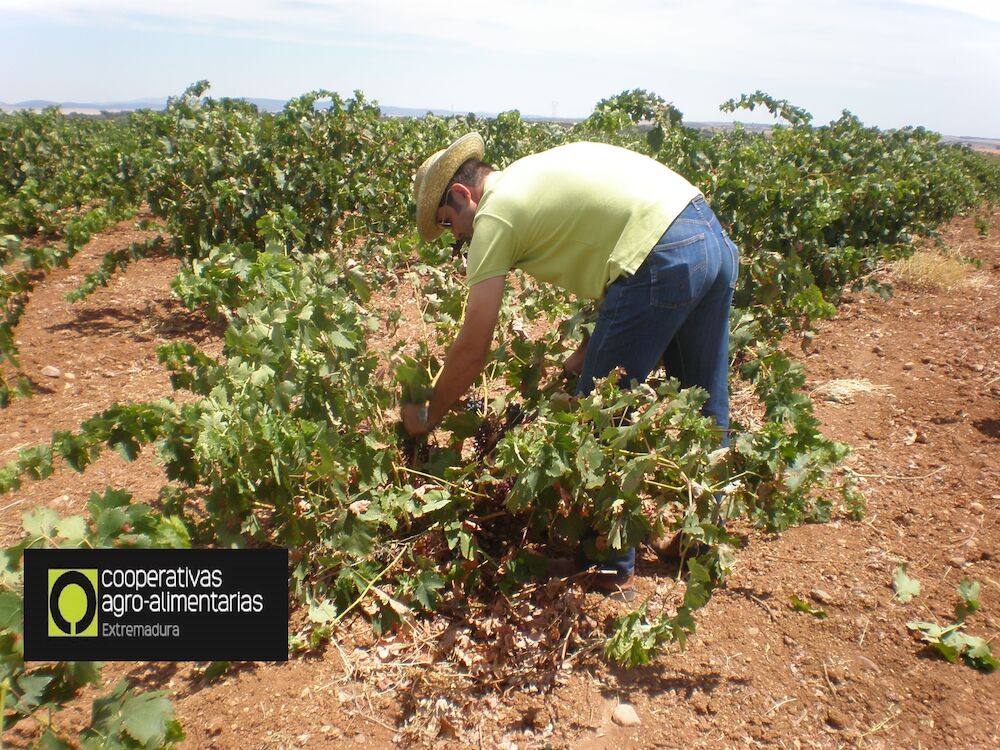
[586,570,637,602]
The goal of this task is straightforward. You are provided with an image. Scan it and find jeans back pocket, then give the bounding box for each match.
[648,233,707,309]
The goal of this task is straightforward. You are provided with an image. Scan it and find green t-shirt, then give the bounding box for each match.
[466,142,700,299]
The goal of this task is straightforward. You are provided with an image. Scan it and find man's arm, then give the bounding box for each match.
[401,276,505,435]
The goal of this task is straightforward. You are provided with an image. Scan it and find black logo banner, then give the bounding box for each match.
[24,549,288,661]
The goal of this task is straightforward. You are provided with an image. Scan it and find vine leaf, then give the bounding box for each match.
[955,579,980,621]
[120,689,179,746]
[790,594,827,619]
[893,565,920,603]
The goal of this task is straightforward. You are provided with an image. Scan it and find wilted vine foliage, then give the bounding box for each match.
[2,82,999,738]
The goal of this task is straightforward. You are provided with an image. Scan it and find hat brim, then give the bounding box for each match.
[414,132,485,242]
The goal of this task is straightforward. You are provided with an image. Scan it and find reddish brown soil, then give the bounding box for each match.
[2,209,999,749]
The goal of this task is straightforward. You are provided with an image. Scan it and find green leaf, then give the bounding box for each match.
[335,513,373,558]
[54,515,88,543]
[346,267,370,302]
[412,569,445,611]
[153,516,191,549]
[418,489,452,514]
[14,673,55,714]
[22,507,59,539]
[958,635,999,672]
[893,565,920,602]
[0,591,24,633]
[87,488,133,514]
[250,364,274,386]
[439,410,481,439]
[327,330,354,350]
[790,594,827,619]
[955,579,981,620]
[94,507,128,541]
[201,660,232,681]
[308,599,339,625]
[906,620,996,670]
[575,437,606,489]
[63,661,102,690]
[120,689,177,747]
[34,729,75,750]
[619,456,654,495]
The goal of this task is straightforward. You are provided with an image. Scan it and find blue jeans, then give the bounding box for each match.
[577,196,739,577]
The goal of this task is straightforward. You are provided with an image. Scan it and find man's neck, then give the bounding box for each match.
[476,171,500,201]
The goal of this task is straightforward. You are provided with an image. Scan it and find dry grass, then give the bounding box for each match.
[891,250,971,291]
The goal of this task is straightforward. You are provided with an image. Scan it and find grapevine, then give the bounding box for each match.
[1,82,999,740]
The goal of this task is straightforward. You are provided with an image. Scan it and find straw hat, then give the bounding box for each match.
[413,132,485,242]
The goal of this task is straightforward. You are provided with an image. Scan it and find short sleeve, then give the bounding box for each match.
[466,213,516,287]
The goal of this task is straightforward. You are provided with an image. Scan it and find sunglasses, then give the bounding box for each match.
[437,185,453,228]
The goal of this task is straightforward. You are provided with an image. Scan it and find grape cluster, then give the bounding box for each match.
[397,423,430,466]
[472,418,499,457]
[470,399,525,458]
[489,477,514,503]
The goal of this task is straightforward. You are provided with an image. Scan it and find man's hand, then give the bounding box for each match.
[401,402,431,437]
[563,338,589,376]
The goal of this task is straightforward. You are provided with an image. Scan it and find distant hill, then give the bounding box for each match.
[0,97,168,113]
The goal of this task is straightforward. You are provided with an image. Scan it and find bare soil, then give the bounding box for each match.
[2,209,999,749]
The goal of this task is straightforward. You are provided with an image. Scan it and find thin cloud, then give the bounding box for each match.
[899,0,1000,23]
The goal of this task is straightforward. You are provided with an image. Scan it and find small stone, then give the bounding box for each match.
[972,363,985,373]
[902,362,915,371]
[783,635,796,647]
[826,708,851,730]
[855,655,880,673]
[64,371,76,380]
[41,365,62,378]
[852,588,875,607]
[872,345,884,355]
[746,626,760,637]
[612,703,641,727]
[969,502,985,513]
[691,694,715,715]
[948,556,966,568]
[810,588,833,605]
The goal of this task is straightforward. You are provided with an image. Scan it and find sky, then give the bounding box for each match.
[1,0,998,137]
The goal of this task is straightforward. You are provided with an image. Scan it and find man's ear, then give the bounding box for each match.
[450,183,473,205]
